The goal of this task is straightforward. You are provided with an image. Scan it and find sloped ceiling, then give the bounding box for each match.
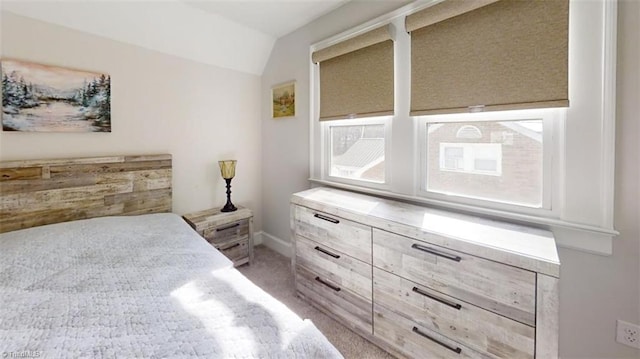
[184,1,349,39]
[2,0,313,75]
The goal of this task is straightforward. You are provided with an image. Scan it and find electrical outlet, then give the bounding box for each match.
[616,320,640,349]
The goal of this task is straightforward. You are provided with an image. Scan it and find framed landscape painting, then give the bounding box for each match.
[272,81,295,118]
[1,59,111,132]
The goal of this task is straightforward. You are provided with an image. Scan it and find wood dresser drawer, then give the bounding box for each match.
[375,304,491,359]
[203,219,250,245]
[373,228,536,326]
[296,264,373,335]
[293,205,371,263]
[296,235,372,300]
[374,268,534,358]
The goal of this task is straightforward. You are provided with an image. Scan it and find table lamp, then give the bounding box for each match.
[219,160,237,212]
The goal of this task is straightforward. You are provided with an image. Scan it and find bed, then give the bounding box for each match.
[0,154,342,358]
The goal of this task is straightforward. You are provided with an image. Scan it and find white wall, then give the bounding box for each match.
[260,0,640,357]
[0,12,263,230]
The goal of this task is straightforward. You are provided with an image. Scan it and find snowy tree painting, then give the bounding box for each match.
[1,60,111,132]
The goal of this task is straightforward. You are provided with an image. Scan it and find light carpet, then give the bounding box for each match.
[238,245,394,359]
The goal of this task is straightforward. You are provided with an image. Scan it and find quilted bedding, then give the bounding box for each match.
[0,213,343,358]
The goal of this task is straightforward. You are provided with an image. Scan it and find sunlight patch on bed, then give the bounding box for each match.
[171,280,256,356]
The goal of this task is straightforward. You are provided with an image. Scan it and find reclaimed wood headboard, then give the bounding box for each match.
[0,154,172,233]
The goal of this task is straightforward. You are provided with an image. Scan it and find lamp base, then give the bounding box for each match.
[221,178,237,212]
[221,203,237,212]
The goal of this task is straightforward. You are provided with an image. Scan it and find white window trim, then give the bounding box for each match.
[309,0,619,255]
[321,116,392,191]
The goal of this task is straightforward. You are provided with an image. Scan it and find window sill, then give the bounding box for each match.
[308,178,618,255]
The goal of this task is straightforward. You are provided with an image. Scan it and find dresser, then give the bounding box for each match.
[183,206,254,266]
[291,187,560,359]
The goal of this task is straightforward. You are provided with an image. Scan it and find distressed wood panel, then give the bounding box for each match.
[0,154,172,233]
[0,156,130,168]
[374,268,535,358]
[0,167,42,181]
[202,219,250,245]
[296,264,373,335]
[373,228,536,326]
[296,235,372,300]
[536,274,559,359]
[0,176,97,195]
[217,237,250,266]
[374,304,493,359]
[49,160,171,178]
[293,205,372,263]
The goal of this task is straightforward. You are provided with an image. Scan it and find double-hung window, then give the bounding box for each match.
[311,0,617,252]
[324,117,390,186]
[313,24,394,188]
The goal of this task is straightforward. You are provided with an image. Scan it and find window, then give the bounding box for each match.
[323,118,389,185]
[310,1,618,253]
[420,110,558,210]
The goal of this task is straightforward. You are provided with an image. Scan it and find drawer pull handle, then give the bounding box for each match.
[313,213,340,224]
[315,276,341,292]
[412,326,462,354]
[412,286,462,310]
[216,223,240,232]
[314,246,340,259]
[221,243,241,251]
[411,243,461,262]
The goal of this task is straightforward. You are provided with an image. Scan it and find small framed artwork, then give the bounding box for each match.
[1,59,111,132]
[271,81,295,118]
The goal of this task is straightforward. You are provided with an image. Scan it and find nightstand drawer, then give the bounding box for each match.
[374,268,535,358]
[296,264,372,335]
[203,219,250,245]
[293,205,371,263]
[296,235,372,300]
[216,237,249,266]
[373,228,536,326]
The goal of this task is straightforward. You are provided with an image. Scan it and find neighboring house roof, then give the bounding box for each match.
[333,138,384,168]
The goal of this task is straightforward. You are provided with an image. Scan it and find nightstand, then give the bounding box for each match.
[183,206,254,266]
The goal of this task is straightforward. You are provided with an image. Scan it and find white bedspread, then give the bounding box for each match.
[0,213,343,358]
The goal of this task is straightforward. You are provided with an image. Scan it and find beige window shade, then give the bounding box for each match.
[409,0,569,116]
[313,25,394,121]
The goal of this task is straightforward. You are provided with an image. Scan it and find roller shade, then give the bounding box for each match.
[313,25,394,121]
[408,0,569,116]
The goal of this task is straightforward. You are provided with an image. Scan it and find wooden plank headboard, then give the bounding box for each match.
[0,154,172,233]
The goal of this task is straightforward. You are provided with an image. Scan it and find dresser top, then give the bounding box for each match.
[292,187,560,277]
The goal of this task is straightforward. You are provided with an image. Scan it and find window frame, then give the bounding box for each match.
[321,116,392,190]
[416,108,565,217]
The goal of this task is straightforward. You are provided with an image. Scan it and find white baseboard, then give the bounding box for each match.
[255,231,292,258]
[253,231,264,246]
